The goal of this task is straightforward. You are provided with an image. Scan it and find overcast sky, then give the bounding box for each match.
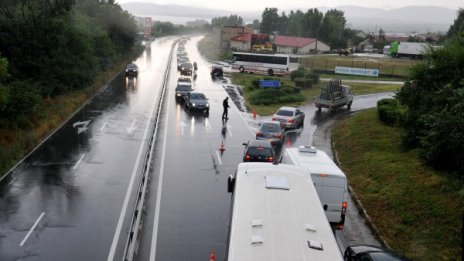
[117,0,462,11]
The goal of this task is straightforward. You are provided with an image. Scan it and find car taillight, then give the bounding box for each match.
[288,118,294,123]
[267,156,274,162]
[272,117,276,121]
[342,201,348,213]
[256,133,263,137]
[276,133,282,139]
[245,154,251,161]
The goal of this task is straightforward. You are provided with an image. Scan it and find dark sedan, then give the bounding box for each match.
[242,140,275,163]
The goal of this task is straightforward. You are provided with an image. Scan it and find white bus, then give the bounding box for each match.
[226,163,343,261]
[282,146,348,230]
[231,52,299,76]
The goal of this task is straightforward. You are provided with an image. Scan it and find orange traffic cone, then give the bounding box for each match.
[209,250,216,261]
[252,109,257,120]
[219,141,225,152]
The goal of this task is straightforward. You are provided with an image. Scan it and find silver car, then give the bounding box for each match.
[184,91,209,113]
[255,121,284,145]
[272,106,305,129]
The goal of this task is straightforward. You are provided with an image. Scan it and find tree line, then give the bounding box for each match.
[0,0,138,128]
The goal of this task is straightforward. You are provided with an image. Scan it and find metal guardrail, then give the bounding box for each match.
[122,39,178,261]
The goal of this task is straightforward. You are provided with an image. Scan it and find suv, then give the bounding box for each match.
[242,140,275,162]
[125,63,138,77]
[272,106,305,129]
[175,82,193,102]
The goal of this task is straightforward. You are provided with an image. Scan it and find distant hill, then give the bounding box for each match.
[121,2,457,33]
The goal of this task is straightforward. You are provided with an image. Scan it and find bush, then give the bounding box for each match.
[249,89,304,105]
[294,78,313,89]
[377,98,403,126]
[290,69,305,81]
[0,80,41,128]
[305,72,320,84]
[251,78,261,89]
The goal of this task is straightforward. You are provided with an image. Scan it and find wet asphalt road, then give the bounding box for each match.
[0,35,394,261]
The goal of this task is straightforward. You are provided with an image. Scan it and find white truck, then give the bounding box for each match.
[389,41,429,59]
[226,163,343,261]
[314,79,353,111]
[282,146,348,230]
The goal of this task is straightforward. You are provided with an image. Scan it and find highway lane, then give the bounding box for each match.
[0,38,175,260]
[136,36,393,261]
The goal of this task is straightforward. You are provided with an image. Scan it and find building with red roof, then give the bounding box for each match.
[273,35,330,54]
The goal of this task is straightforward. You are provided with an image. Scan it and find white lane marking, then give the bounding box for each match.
[178,121,187,135]
[73,154,86,170]
[149,74,173,261]
[227,123,233,136]
[100,122,108,131]
[19,212,45,246]
[107,92,158,261]
[216,151,223,166]
[126,119,137,134]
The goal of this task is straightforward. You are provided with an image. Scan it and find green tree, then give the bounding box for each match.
[397,42,464,174]
[319,9,347,49]
[446,8,464,40]
[260,7,279,34]
[211,15,243,27]
[304,8,323,38]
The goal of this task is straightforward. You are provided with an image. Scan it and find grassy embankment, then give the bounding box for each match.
[197,33,221,61]
[230,73,401,116]
[0,47,144,178]
[333,109,463,260]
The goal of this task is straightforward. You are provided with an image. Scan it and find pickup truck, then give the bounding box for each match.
[314,79,353,111]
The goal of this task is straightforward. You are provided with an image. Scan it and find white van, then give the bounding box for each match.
[226,163,343,261]
[282,146,348,229]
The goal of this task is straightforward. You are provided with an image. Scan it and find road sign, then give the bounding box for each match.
[259,80,281,89]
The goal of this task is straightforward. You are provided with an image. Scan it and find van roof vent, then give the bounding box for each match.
[305,224,317,232]
[307,240,323,251]
[298,146,317,154]
[265,176,290,190]
[251,219,263,228]
[251,235,264,245]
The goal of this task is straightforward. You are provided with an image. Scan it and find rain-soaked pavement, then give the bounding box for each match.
[0,35,393,261]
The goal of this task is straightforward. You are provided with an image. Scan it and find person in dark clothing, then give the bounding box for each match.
[193,61,198,71]
[222,97,230,120]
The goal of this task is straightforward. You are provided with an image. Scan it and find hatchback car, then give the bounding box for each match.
[242,140,275,162]
[272,106,305,129]
[344,245,409,261]
[125,63,138,77]
[256,121,284,145]
[184,91,209,113]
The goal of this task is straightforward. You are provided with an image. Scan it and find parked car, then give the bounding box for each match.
[125,63,138,77]
[175,82,193,102]
[272,106,305,129]
[184,91,209,113]
[180,62,193,76]
[242,140,275,163]
[344,245,409,261]
[211,65,223,77]
[256,121,284,145]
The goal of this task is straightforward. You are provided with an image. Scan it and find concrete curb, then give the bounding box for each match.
[331,138,391,249]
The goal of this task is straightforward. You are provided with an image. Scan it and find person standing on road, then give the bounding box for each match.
[193,61,198,71]
[222,97,230,120]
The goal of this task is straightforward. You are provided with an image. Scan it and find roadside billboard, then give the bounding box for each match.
[335,66,379,77]
[144,17,152,40]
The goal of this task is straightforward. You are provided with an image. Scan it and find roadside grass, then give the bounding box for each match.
[0,48,143,178]
[332,109,463,260]
[230,73,400,115]
[300,55,419,77]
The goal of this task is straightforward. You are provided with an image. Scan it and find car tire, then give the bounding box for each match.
[347,101,352,110]
[239,66,244,73]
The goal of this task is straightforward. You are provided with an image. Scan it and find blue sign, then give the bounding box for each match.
[259,80,281,89]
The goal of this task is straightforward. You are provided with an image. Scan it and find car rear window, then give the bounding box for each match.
[177,84,192,91]
[248,147,272,156]
[276,110,294,116]
[261,123,280,132]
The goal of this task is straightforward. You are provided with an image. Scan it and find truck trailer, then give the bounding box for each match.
[389,41,429,59]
